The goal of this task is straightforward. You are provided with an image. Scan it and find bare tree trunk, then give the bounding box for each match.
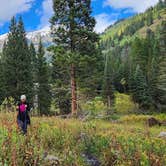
[71,64,77,115]
[107,95,111,108]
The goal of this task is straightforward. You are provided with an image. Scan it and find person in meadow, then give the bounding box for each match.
[16,95,31,134]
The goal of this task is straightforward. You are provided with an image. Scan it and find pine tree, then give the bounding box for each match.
[145,29,156,101]
[130,37,148,73]
[29,42,37,82]
[146,29,161,106]
[129,35,154,108]
[3,17,33,102]
[133,65,152,108]
[146,9,153,26]
[49,46,71,114]
[37,40,51,115]
[50,0,99,114]
[17,17,34,103]
[3,17,18,99]
[0,53,5,103]
[157,0,165,10]
[157,21,166,105]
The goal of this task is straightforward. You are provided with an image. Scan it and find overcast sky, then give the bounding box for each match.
[0,0,159,34]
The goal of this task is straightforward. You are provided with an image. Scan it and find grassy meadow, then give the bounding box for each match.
[0,113,166,166]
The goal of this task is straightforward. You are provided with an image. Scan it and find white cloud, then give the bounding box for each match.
[104,0,159,13]
[0,0,34,26]
[38,0,53,28]
[95,13,116,33]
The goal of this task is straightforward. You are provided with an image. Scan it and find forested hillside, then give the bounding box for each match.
[101,1,166,112]
[101,1,166,46]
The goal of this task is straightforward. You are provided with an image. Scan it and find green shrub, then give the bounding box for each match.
[114,92,138,114]
[0,97,15,112]
[82,97,107,117]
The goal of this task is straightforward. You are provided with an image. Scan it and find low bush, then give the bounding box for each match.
[82,97,107,117]
[114,92,138,114]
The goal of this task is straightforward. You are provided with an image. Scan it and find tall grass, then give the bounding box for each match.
[0,113,165,165]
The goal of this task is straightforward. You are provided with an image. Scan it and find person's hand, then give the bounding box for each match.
[16,106,19,110]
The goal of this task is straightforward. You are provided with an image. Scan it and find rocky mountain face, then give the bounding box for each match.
[0,26,53,50]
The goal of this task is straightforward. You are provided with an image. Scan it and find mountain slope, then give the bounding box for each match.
[0,26,53,50]
[101,3,166,48]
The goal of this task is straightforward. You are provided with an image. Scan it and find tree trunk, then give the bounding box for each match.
[71,64,77,115]
[107,95,111,108]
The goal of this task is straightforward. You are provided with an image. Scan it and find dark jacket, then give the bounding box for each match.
[17,102,31,125]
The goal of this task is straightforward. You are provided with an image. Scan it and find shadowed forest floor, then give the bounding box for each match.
[0,113,166,166]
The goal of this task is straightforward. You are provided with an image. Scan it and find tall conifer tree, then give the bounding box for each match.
[37,40,51,115]
[29,42,37,82]
[3,17,33,102]
[50,0,99,114]
[157,21,166,105]
[0,53,5,103]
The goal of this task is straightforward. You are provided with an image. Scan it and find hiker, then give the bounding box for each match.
[16,95,31,134]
